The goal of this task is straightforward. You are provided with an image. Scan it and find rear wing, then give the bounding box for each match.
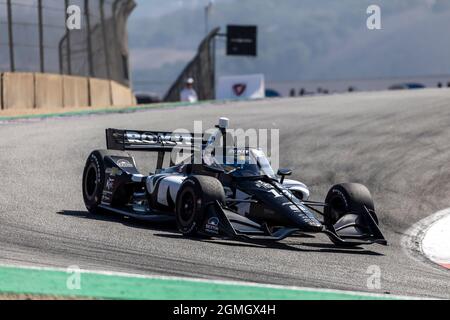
[106,128,203,152]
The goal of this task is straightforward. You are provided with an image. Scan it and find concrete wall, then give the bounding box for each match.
[35,73,64,109]
[89,78,112,108]
[111,80,135,106]
[63,76,89,108]
[0,72,135,111]
[2,72,35,110]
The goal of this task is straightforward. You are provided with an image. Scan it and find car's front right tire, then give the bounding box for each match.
[324,183,379,226]
[324,183,380,247]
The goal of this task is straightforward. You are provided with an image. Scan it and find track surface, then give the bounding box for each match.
[1,89,449,298]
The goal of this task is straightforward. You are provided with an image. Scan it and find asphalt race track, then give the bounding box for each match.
[1,89,449,298]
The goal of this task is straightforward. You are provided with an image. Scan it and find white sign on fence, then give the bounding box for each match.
[216,74,265,100]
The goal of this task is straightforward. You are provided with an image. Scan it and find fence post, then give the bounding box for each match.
[6,0,15,72]
[84,0,94,77]
[64,0,72,75]
[38,0,45,73]
[100,0,111,80]
[210,34,216,99]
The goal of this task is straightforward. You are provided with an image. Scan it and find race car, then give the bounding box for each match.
[82,118,387,247]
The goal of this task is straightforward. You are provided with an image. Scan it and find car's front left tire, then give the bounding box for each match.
[175,176,225,237]
[82,151,107,214]
[82,150,130,214]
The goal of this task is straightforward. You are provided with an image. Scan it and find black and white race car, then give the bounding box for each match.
[82,118,387,247]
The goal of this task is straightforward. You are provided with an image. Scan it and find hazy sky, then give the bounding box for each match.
[132,0,213,18]
[129,0,450,95]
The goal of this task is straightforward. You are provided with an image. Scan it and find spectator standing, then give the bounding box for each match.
[180,78,198,103]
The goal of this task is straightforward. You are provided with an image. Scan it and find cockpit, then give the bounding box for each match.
[204,147,276,179]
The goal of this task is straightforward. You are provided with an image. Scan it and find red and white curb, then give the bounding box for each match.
[403,208,450,270]
[421,210,450,269]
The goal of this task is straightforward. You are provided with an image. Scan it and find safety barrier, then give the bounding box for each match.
[63,76,90,108]
[2,73,35,110]
[0,72,136,111]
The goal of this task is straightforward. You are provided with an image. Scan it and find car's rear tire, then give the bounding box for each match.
[176,176,225,236]
[82,150,129,214]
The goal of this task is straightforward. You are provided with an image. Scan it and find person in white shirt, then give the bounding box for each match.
[180,78,198,103]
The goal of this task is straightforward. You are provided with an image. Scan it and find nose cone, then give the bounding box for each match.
[290,203,324,232]
[265,193,323,232]
[238,180,323,232]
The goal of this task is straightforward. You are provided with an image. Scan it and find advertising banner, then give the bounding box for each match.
[216,74,265,100]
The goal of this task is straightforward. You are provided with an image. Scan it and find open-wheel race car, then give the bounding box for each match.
[82,118,387,247]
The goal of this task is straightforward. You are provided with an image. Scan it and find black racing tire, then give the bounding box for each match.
[175,176,226,237]
[324,183,378,227]
[82,150,129,214]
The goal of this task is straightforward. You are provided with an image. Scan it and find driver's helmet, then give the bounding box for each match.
[222,153,248,170]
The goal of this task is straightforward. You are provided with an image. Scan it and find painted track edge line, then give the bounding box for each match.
[0,263,421,300]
